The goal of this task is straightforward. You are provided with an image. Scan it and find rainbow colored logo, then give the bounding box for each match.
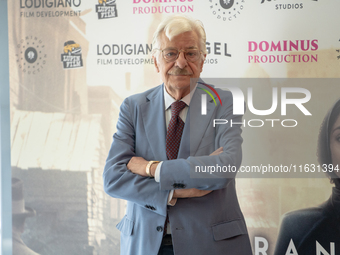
[197,82,223,106]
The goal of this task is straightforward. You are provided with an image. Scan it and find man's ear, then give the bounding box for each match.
[153,56,160,73]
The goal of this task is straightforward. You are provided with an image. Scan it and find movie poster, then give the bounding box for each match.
[8,1,340,254]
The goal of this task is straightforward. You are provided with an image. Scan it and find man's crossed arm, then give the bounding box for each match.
[127,147,224,199]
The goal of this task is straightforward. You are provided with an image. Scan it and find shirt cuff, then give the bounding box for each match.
[167,190,177,206]
[154,161,162,182]
[155,162,177,206]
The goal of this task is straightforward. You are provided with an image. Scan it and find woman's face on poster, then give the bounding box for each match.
[330,114,340,177]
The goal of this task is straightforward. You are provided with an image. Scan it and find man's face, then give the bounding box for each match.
[153,31,205,97]
[330,114,340,177]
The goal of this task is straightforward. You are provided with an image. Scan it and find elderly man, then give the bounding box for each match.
[103,15,252,255]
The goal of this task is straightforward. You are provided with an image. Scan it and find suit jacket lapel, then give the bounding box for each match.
[141,83,217,160]
[140,85,168,161]
[178,84,216,158]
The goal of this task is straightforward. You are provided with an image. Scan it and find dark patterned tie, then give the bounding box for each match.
[164,100,187,235]
[166,100,187,160]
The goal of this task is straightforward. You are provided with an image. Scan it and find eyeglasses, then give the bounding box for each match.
[156,48,202,63]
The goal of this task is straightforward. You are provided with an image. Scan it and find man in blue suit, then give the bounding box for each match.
[103,15,252,255]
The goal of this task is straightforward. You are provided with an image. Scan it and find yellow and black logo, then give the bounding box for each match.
[61,40,83,69]
[96,0,118,19]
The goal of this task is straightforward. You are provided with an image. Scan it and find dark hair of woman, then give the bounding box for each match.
[317,98,340,185]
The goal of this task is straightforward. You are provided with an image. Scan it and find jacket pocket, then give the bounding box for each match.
[116,215,134,236]
[211,219,247,241]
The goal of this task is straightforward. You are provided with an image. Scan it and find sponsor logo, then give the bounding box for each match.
[260,0,318,10]
[248,39,318,64]
[96,43,154,65]
[19,0,81,18]
[208,0,245,22]
[205,42,231,65]
[96,0,118,19]
[20,0,81,8]
[96,41,231,66]
[132,0,194,15]
[61,40,83,69]
[16,36,48,75]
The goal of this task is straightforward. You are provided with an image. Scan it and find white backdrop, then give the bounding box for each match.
[8,1,340,254]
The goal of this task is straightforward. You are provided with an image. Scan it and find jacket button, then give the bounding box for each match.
[156,226,163,232]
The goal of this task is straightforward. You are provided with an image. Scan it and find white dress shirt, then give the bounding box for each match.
[154,84,197,234]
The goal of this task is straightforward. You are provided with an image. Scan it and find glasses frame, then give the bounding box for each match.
[155,48,203,63]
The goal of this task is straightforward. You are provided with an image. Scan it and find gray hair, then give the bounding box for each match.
[152,15,207,60]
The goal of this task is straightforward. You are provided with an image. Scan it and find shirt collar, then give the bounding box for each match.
[163,83,197,110]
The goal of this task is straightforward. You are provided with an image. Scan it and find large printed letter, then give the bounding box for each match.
[281,88,311,116]
[248,87,278,115]
[285,239,298,255]
[225,87,244,115]
[316,241,335,255]
[255,237,268,255]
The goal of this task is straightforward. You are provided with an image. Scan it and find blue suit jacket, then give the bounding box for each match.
[103,83,252,255]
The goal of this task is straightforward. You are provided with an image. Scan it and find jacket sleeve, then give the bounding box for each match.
[103,98,169,217]
[159,92,243,191]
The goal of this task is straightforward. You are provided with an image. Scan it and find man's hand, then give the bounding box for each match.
[127,157,149,177]
[171,147,222,200]
[210,147,223,156]
[173,188,212,198]
[127,147,223,178]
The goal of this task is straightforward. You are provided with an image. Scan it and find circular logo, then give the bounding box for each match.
[25,47,38,64]
[16,36,47,75]
[220,0,234,9]
[208,0,245,22]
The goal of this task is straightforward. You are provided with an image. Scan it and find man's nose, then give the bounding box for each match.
[175,51,188,69]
